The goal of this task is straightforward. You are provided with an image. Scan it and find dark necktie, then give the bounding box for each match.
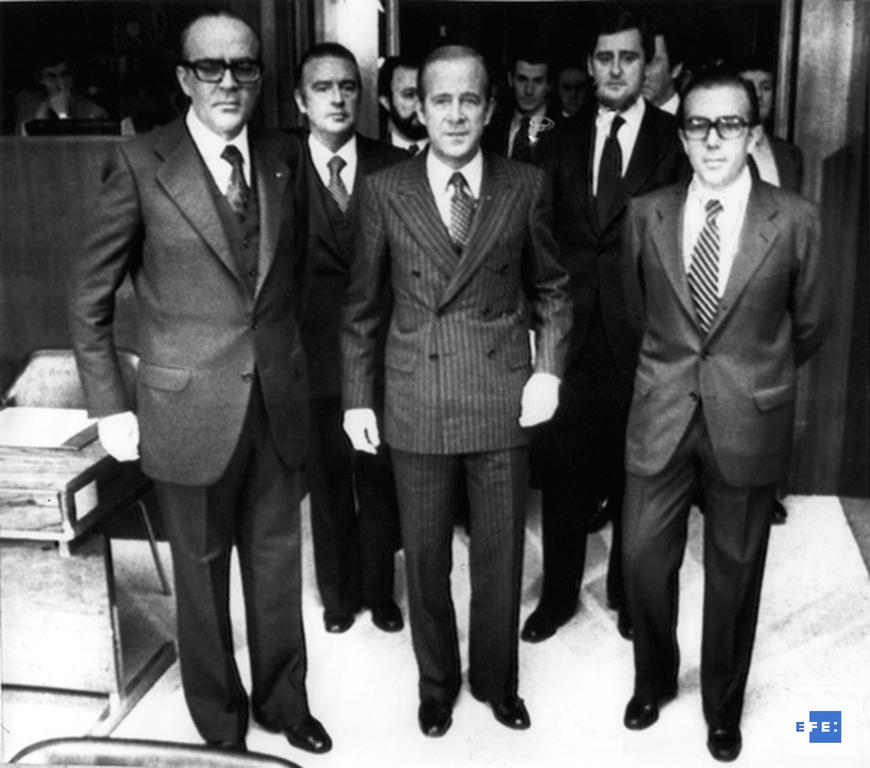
[687,199,724,333]
[407,143,420,157]
[327,154,350,213]
[221,145,249,219]
[595,114,624,227]
[511,115,532,161]
[448,172,475,252]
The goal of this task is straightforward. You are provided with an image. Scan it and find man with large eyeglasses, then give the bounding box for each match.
[620,68,830,762]
[69,10,332,757]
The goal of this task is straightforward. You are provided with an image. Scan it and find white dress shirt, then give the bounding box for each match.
[426,149,483,230]
[658,92,680,116]
[682,166,753,297]
[390,131,428,154]
[749,132,781,187]
[592,96,645,195]
[308,133,358,196]
[186,108,251,192]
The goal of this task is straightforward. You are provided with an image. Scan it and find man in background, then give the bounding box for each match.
[378,54,428,155]
[641,21,686,115]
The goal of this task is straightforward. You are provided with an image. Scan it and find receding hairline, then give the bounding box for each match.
[418,46,490,100]
[180,12,261,60]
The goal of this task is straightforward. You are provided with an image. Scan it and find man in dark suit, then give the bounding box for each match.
[68,11,331,755]
[483,51,560,163]
[620,69,829,762]
[523,9,685,644]
[294,42,406,636]
[341,45,571,737]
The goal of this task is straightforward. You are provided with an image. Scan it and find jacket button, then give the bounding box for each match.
[429,353,439,361]
[241,372,254,382]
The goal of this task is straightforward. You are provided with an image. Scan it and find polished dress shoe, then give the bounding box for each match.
[283,716,332,754]
[707,726,742,761]
[772,499,788,525]
[205,739,246,752]
[371,601,403,632]
[623,688,677,730]
[418,699,453,737]
[323,609,354,633]
[491,695,531,730]
[521,606,573,643]
[617,608,633,640]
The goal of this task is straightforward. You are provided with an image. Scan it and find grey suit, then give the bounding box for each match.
[342,150,571,703]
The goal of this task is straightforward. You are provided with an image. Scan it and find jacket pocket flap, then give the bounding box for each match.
[384,346,416,373]
[139,363,191,392]
[753,383,795,411]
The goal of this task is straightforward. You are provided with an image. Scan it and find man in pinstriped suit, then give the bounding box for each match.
[341,45,571,737]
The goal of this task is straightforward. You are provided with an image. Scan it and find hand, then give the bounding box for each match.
[342,408,380,454]
[518,372,560,427]
[97,411,140,461]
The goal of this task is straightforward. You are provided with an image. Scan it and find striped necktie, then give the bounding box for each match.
[448,172,475,252]
[511,115,532,161]
[687,198,724,333]
[327,154,350,212]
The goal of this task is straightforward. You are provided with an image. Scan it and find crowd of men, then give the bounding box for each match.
[68,6,828,765]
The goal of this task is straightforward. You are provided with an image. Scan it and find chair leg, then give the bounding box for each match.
[137,500,172,596]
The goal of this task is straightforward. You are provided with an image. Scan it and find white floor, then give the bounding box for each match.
[3,494,870,767]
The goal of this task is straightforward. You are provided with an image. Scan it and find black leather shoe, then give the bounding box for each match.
[283,716,332,754]
[521,606,572,643]
[418,699,452,737]
[772,499,788,525]
[617,608,633,640]
[707,726,742,761]
[323,609,354,633]
[623,688,676,730]
[206,739,246,753]
[491,695,531,730]
[371,601,403,632]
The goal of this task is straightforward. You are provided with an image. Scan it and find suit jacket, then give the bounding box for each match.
[748,134,804,194]
[69,117,310,486]
[341,150,572,454]
[541,101,685,380]
[300,133,406,398]
[622,178,830,487]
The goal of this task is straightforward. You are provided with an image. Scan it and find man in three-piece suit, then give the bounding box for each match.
[294,42,406,636]
[523,9,685,645]
[341,45,571,737]
[620,69,829,762]
[68,12,331,755]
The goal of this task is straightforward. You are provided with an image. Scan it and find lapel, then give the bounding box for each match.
[649,183,696,322]
[710,180,780,335]
[155,120,239,284]
[391,153,458,280]
[438,153,518,309]
[251,127,290,294]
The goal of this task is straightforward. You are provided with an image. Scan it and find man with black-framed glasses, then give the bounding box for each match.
[69,10,332,756]
[620,68,829,761]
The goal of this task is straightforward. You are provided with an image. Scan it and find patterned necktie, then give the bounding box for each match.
[687,199,724,333]
[448,172,475,252]
[221,145,249,219]
[327,154,350,213]
[511,115,532,161]
[595,114,624,227]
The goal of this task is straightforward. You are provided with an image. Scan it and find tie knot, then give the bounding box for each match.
[407,143,419,156]
[221,144,244,170]
[449,172,469,197]
[327,155,346,175]
[609,114,625,139]
[705,198,723,220]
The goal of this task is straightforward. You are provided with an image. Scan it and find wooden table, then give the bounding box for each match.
[0,430,176,735]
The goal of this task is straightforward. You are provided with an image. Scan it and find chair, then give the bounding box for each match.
[1,348,170,595]
[10,737,303,768]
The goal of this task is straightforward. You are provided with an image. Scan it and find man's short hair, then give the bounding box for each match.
[648,15,687,69]
[594,8,654,63]
[677,66,761,127]
[735,54,776,78]
[295,42,361,88]
[417,45,491,101]
[179,10,261,60]
[378,55,419,99]
[508,49,551,80]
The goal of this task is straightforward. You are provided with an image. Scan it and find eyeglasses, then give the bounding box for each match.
[180,58,263,84]
[682,116,752,141]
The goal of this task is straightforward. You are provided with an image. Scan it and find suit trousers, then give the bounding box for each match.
[154,380,310,743]
[623,406,773,728]
[532,340,632,615]
[391,447,528,705]
[308,396,400,613]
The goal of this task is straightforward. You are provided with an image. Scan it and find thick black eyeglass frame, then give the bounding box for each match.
[179,58,264,84]
[682,116,753,141]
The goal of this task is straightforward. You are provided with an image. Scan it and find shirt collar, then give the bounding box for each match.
[185,107,250,171]
[688,164,753,211]
[390,131,427,152]
[426,148,484,199]
[596,94,645,131]
[308,132,357,170]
